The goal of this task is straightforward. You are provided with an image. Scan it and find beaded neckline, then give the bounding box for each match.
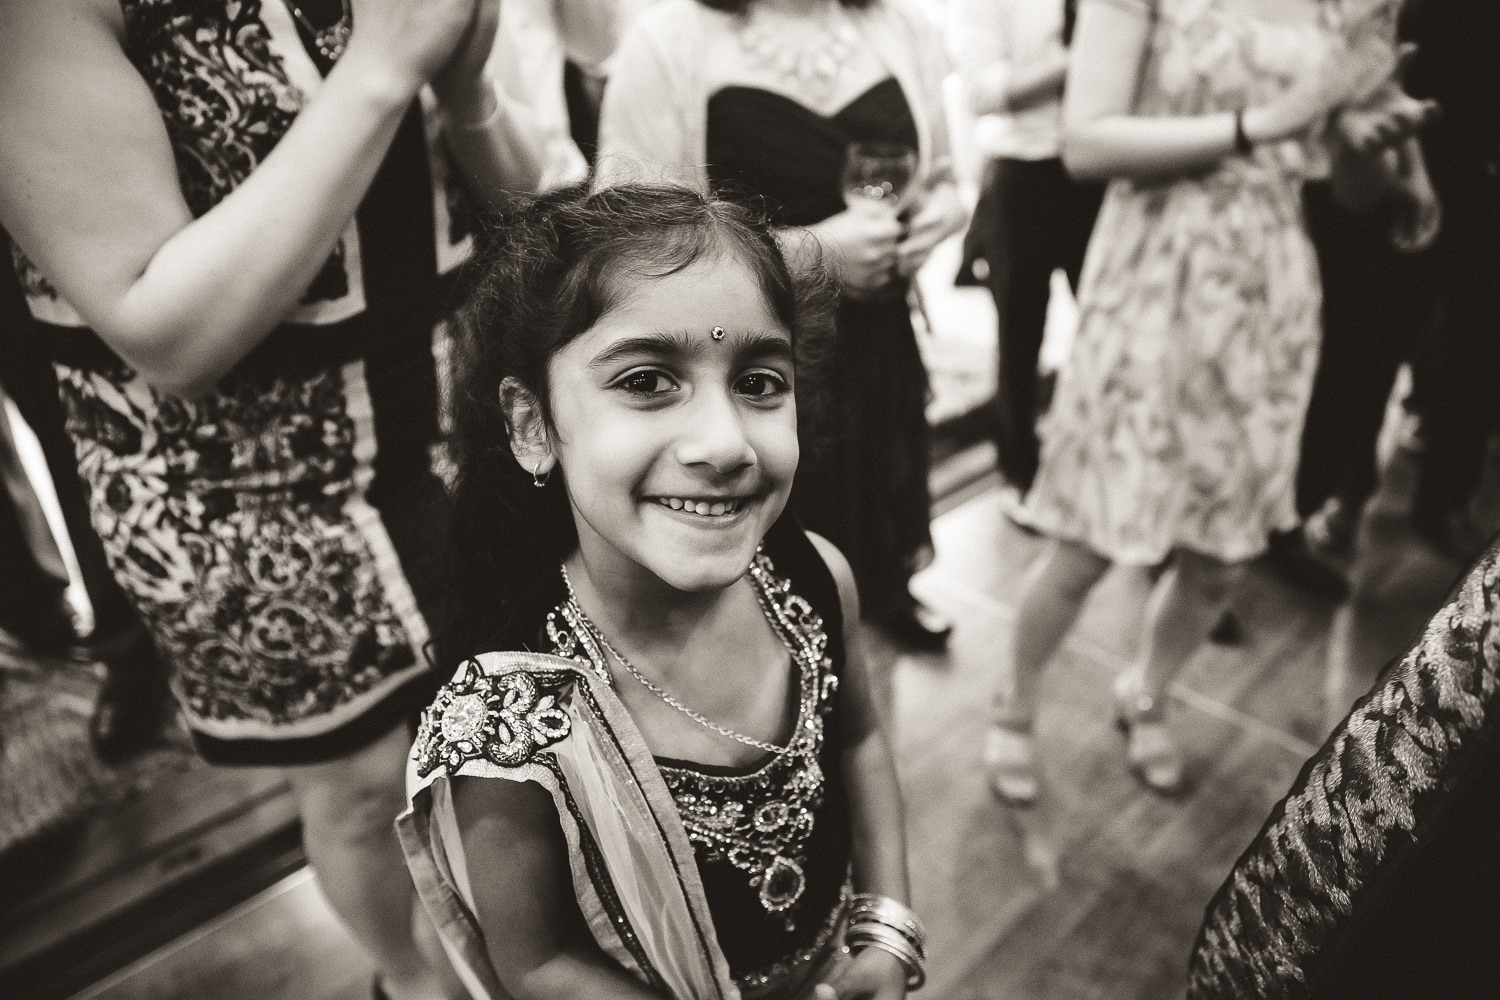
[544,548,839,921]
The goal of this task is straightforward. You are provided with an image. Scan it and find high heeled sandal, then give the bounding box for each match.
[983,720,1040,806]
[1112,675,1186,796]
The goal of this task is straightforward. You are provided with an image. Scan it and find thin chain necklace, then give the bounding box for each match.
[283,0,352,62]
[559,564,792,756]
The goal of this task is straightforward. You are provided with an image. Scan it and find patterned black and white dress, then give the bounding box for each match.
[7,0,473,764]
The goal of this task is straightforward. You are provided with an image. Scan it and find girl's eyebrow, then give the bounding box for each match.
[587,328,794,370]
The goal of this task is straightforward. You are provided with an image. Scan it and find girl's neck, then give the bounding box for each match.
[562,550,742,649]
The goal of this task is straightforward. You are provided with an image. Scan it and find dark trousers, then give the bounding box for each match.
[970,156,1104,491]
[0,267,147,657]
[1296,181,1438,518]
[1410,158,1500,525]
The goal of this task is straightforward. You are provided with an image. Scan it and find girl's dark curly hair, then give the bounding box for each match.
[440,182,836,666]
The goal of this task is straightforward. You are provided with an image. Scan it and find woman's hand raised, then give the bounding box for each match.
[1243,40,1396,146]
[342,0,482,100]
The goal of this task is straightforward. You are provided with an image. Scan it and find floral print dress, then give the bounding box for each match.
[1023,0,1336,565]
[7,0,472,764]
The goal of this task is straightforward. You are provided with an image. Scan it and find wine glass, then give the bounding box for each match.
[841,141,918,212]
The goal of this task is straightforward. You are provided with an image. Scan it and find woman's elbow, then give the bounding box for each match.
[1059,133,1111,181]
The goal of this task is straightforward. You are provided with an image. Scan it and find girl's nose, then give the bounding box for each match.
[675,389,756,473]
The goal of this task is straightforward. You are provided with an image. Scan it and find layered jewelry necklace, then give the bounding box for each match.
[557,564,791,755]
[283,0,352,62]
[737,3,860,104]
[548,553,838,921]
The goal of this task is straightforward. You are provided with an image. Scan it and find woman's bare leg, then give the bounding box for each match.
[1117,549,1248,792]
[1132,549,1248,700]
[281,722,460,1000]
[994,537,1113,725]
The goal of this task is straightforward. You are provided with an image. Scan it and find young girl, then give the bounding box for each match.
[398,184,926,1000]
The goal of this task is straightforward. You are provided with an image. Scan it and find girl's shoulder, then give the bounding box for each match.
[760,515,847,649]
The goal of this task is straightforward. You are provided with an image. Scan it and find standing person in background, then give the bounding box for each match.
[492,0,621,184]
[2,254,169,763]
[0,1,543,996]
[983,0,1398,804]
[948,0,1104,518]
[1264,0,1441,598]
[594,0,968,651]
[1397,0,1500,565]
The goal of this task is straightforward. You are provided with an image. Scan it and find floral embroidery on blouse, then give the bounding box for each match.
[413,659,574,777]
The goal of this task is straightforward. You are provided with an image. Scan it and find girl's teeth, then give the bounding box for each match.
[658,498,739,516]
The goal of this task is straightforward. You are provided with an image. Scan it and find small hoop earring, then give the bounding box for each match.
[532,460,551,488]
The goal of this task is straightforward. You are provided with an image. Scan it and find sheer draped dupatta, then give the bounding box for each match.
[397,651,740,1000]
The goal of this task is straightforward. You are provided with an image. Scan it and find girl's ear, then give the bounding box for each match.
[498,377,556,478]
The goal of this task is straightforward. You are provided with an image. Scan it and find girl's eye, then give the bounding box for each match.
[736,371,791,398]
[618,370,679,396]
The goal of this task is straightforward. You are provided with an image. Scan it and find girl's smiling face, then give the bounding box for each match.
[529,254,799,595]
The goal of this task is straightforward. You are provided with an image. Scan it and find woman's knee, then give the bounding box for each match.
[283,725,412,846]
[1042,539,1112,601]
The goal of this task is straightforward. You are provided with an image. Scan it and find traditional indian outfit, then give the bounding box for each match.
[399,520,858,1000]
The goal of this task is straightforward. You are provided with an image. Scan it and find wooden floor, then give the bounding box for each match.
[70,439,1473,1000]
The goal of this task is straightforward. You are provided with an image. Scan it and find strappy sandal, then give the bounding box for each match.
[983,720,1040,806]
[1112,673,1186,796]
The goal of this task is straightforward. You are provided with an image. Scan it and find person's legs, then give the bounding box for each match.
[1115,548,1247,793]
[281,723,460,1000]
[986,538,1111,803]
[0,321,169,760]
[1409,177,1500,563]
[986,159,1069,495]
[1296,183,1430,523]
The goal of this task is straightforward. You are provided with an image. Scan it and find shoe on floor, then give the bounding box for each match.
[1263,528,1350,601]
[89,631,170,765]
[1112,673,1186,796]
[997,484,1040,537]
[1304,496,1359,560]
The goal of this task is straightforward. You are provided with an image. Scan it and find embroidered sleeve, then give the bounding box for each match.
[413,659,575,778]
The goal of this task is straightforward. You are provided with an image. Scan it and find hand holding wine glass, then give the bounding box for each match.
[841,140,918,211]
[811,142,916,299]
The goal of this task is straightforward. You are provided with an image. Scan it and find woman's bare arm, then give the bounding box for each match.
[451,776,665,1000]
[1061,0,1368,181]
[0,0,474,397]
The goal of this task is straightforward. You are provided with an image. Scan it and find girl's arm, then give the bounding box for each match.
[451,776,665,1000]
[0,0,476,398]
[808,533,914,999]
[1061,0,1370,181]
